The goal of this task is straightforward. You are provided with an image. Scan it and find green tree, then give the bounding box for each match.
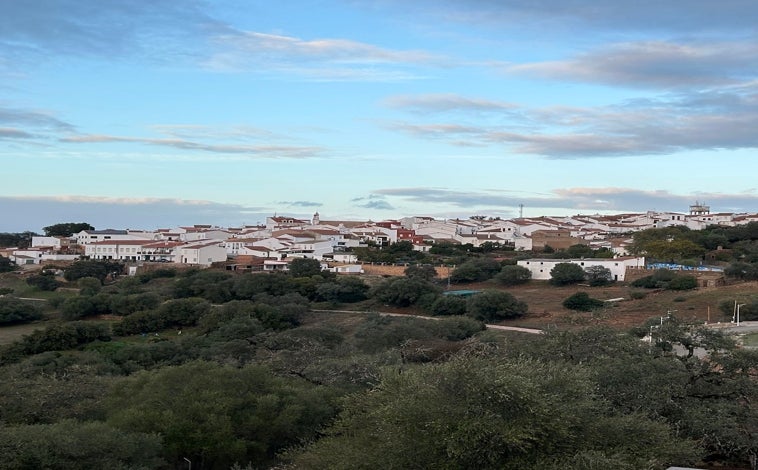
[585,265,613,286]
[724,262,758,281]
[495,265,532,286]
[371,277,441,308]
[562,292,605,311]
[64,260,122,283]
[466,290,528,322]
[288,257,323,278]
[450,257,502,283]
[429,295,468,316]
[666,275,697,290]
[315,277,369,303]
[0,298,43,325]
[61,296,104,320]
[77,276,102,296]
[43,222,94,237]
[5,322,110,358]
[293,356,699,469]
[404,264,437,281]
[549,263,585,286]
[0,420,163,469]
[26,272,62,291]
[107,361,338,469]
[0,255,16,272]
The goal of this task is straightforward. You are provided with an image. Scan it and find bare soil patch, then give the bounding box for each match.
[453,280,758,331]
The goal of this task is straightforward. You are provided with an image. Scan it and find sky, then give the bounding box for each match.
[3,0,758,232]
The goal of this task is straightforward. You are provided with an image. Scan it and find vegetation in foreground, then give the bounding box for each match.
[0,258,755,469]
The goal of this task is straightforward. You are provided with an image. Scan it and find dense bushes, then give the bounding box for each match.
[466,290,528,322]
[372,277,441,308]
[632,270,698,290]
[563,292,605,311]
[450,258,502,283]
[26,272,62,291]
[0,298,43,325]
[495,265,531,286]
[429,295,467,316]
[549,263,586,286]
[112,298,211,335]
[64,260,123,283]
[3,322,110,360]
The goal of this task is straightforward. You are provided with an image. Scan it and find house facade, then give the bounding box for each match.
[517,257,645,282]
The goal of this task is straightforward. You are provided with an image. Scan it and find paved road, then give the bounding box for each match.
[707,320,758,334]
[311,309,543,334]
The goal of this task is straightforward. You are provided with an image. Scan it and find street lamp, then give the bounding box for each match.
[736,303,746,326]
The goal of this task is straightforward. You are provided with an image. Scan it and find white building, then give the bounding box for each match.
[75,229,144,245]
[517,257,645,282]
[31,236,63,249]
[85,240,152,261]
[177,242,227,267]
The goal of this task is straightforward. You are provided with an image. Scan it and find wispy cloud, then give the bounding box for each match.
[0,107,75,131]
[0,195,270,232]
[0,128,36,139]
[0,0,215,67]
[409,0,758,33]
[61,133,325,159]
[203,29,445,81]
[278,200,323,208]
[351,194,395,210]
[510,41,758,89]
[373,187,758,214]
[384,86,758,158]
[384,94,518,114]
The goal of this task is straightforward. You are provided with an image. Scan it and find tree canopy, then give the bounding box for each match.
[549,263,585,286]
[43,222,94,237]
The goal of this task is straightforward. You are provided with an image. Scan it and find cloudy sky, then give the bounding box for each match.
[3,0,758,231]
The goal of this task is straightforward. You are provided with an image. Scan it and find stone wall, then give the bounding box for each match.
[358,264,450,278]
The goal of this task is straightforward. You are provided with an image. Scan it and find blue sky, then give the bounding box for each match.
[3,0,758,231]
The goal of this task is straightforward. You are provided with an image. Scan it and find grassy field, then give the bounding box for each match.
[741,332,758,347]
[0,322,45,345]
[447,279,758,331]
[2,269,756,339]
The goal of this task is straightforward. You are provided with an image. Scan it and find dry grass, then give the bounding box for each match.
[0,322,44,345]
[458,280,758,330]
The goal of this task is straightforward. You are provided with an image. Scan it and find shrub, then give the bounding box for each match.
[429,295,468,316]
[562,292,605,311]
[404,264,438,281]
[450,258,502,283]
[26,273,61,291]
[629,290,647,300]
[631,269,678,289]
[666,275,697,291]
[15,322,110,355]
[64,260,122,283]
[371,277,441,308]
[466,290,528,322]
[585,266,613,287]
[549,263,586,286]
[77,277,102,296]
[314,277,369,304]
[495,265,531,286]
[0,298,43,325]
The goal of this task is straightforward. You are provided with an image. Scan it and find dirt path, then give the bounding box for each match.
[311,309,543,334]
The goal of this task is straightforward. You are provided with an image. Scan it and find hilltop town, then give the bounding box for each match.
[3,203,757,276]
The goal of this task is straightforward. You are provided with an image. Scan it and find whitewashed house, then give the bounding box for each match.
[177,241,227,267]
[517,257,645,282]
